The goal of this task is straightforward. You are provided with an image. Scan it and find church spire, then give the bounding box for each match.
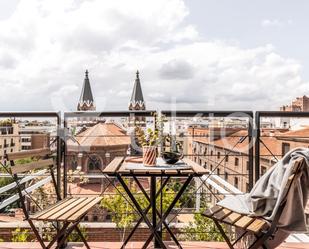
[77,70,96,111]
[129,70,145,110]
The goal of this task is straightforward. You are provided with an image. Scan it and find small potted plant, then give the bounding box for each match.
[136,127,160,166]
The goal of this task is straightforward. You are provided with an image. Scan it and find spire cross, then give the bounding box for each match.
[136,70,139,79]
[85,70,89,78]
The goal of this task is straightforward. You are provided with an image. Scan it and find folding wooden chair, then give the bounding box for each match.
[202,157,304,249]
[5,148,102,249]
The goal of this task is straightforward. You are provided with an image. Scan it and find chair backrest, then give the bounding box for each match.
[7,148,53,174]
[270,157,304,231]
[280,157,304,204]
[5,148,60,219]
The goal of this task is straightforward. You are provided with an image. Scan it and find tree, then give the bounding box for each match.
[67,225,88,242]
[101,179,179,240]
[180,211,225,241]
[11,227,30,242]
[170,179,197,208]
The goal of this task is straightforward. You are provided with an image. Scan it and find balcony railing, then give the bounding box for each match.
[0,111,307,247]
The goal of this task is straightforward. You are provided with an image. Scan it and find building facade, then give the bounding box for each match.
[188,126,309,196]
[0,121,20,160]
[280,95,309,112]
[19,120,54,150]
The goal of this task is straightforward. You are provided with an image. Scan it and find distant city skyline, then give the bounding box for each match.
[0,0,308,111]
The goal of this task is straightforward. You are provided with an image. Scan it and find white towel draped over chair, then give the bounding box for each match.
[203,147,309,249]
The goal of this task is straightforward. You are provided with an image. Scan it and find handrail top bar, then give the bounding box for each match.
[2,111,309,118]
[64,110,156,118]
[161,110,253,117]
[0,112,60,118]
[256,111,309,117]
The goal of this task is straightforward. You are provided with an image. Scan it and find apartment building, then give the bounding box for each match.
[280,95,309,112]
[188,126,309,194]
[19,121,55,150]
[0,122,20,159]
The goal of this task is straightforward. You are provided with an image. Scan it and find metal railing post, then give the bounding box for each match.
[254,111,260,183]
[63,114,68,199]
[56,112,62,200]
[248,114,254,190]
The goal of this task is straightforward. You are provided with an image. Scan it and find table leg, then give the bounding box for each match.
[143,175,193,248]
[151,176,161,248]
[133,176,182,248]
[117,175,167,249]
[121,177,170,248]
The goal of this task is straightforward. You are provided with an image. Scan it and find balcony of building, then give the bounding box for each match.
[0,111,308,249]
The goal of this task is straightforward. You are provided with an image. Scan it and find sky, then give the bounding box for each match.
[0,0,308,112]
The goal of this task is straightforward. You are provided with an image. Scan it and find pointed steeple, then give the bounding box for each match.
[77,70,96,111]
[129,70,145,110]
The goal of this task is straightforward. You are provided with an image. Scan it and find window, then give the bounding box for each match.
[203,162,207,168]
[88,155,102,171]
[282,143,290,156]
[225,172,228,180]
[235,157,239,166]
[217,152,220,159]
[199,159,202,165]
[21,146,31,150]
[71,158,78,170]
[225,155,229,162]
[234,177,239,189]
[210,150,213,156]
[204,148,207,156]
[246,161,249,171]
[93,215,98,222]
[210,165,213,171]
[217,168,220,175]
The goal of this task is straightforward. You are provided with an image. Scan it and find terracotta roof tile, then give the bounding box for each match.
[68,123,130,149]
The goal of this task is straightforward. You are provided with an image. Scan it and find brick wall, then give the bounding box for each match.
[0,225,177,242]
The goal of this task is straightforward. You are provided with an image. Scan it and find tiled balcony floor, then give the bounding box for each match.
[0,242,308,249]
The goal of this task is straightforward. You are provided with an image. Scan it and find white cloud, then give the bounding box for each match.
[261,18,293,28]
[0,0,306,112]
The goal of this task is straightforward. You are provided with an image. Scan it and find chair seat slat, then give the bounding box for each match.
[45,198,88,221]
[203,205,223,217]
[56,197,98,221]
[30,198,72,219]
[235,216,254,229]
[222,212,243,225]
[66,197,103,222]
[32,198,80,220]
[246,219,269,233]
[213,208,233,221]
